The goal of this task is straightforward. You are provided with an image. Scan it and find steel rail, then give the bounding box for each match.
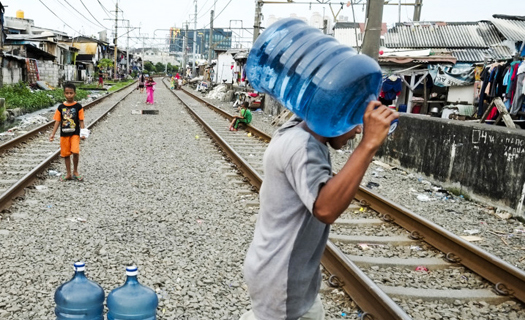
[180,87,271,142]
[356,188,525,304]
[167,86,263,190]
[0,83,137,212]
[171,81,525,316]
[0,81,137,153]
[183,86,525,303]
[166,82,409,319]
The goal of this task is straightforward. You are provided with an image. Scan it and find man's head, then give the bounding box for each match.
[242,101,249,109]
[64,82,76,103]
[326,125,362,150]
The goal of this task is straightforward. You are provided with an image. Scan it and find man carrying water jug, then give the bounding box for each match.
[241,101,398,320]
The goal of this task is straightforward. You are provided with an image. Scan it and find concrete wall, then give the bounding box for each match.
[38,60,59,87]
[2,63,23,85]
[376,114,525,214]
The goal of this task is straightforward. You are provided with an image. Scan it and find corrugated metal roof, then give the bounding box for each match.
[447,46,513,62]
[385,22,503,49]
[492,18,525,41]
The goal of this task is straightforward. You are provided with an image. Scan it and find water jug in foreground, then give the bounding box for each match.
[54,262,104,320]
[246,18,383,137]
[107,265,158,320]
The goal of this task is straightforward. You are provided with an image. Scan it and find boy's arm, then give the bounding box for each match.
[313,102,398,224]
[49,121,60,141]
[79,120,85,129]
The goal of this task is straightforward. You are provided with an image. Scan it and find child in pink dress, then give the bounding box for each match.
[145,77,156,104]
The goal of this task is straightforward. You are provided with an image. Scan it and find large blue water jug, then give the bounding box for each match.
[246,18,383,137]
[107,266,158,320]
[54,262,104,320]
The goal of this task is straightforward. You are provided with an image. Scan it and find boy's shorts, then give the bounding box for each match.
[60,135,80,157]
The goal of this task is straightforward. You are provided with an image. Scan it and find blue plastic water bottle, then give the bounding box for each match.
[107,266,158,320]
[246,18,384,137]
[54,262,104,320]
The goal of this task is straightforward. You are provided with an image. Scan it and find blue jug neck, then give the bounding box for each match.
[73,270,87,280]
[125,275,139,285]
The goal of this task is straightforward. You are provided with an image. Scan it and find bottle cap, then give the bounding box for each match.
[74,262,85,272]
[126,265,138,276]
[389,119,399,135]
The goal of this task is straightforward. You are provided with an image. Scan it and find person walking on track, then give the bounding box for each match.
[241,101,398,320]
[138,73,145,93]
[49,82,86,182]
[145,77,156,104]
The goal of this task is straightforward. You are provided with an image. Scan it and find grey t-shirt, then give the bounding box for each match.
[243,116,332,320]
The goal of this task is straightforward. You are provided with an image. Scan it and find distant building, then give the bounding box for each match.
[169,27,232,61]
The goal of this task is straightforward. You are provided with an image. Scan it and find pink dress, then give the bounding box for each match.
[145,81,156,104]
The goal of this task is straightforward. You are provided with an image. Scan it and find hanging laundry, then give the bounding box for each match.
[379,75,402,105]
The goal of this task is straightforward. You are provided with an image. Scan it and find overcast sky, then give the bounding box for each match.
[6,0,524,49]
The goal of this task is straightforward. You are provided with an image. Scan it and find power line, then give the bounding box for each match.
[79,0,110,30]
[203,0,233,28]
[38,0,81,34]
[60,0,108,30]
[97,0,113,18]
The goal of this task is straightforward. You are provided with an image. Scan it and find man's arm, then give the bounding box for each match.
[313,102,398,224]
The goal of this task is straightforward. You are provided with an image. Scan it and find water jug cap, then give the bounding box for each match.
[126,265,138,276]
[74,262,85,272]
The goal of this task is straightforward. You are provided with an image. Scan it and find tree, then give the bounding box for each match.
[144,61,155,73]
[155,62,166,73]
[97,58,113,71]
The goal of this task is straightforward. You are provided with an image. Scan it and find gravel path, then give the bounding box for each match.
[0,84,256,319]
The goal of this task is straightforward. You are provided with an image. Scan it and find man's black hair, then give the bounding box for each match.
[64,82,76,92]
[242,101,249,108]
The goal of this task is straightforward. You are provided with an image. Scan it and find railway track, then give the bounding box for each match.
[167,79,525,319]
[0,82,137,212]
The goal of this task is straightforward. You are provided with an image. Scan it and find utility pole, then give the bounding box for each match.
[413,0,423,21]
[361,0,384,61]
[113,0,118,79]
[192,0,197,76]
[208,10,214,64]
[0,2,4,88]
[253,0,263,43]
[126,20,130,75]
[183,23,188,73]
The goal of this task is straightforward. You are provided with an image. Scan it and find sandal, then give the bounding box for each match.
[73,174,84,182]
[60,175,73,182]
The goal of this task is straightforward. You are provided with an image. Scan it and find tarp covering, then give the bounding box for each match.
[428,63,475,87]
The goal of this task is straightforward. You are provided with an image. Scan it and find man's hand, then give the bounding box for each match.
[361,101,399,151]
[49,134,55,142]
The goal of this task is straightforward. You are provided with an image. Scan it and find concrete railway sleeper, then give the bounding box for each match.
[0,81,137,212]
[167,79,525,319]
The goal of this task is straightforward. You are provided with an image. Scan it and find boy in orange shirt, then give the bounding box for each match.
[49,82,86,181]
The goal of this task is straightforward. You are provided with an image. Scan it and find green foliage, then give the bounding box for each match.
[131,70,138,78]
[144,61,155,73]
[108,79,135,92]
[155,62,165,73]
[166,63,179,74]
[97,58,114,70]
[0,82,89,112]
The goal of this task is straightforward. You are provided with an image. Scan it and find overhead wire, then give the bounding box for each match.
[79,0,110,30]
[97,0,114,18]
[59,0,108,30]
[38,0,82,34]
[203,0,233,28]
